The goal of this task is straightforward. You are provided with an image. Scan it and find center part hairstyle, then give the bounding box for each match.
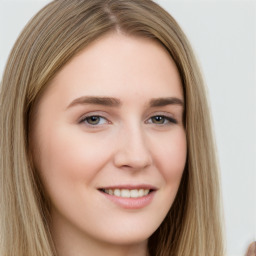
[0,0,224,255]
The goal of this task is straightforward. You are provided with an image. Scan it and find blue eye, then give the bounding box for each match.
[80,116,108,126]
[148,115,177,125]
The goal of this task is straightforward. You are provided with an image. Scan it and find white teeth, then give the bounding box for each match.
[104,188,151,198]
[130,189,139,198]
[121,189,130,198]
[114,189,121,197]
[108,189,114,195]
[144,189,149,196]
[138,189,144,197]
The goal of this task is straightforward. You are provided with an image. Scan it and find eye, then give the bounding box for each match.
[147,115,177,125]
[80,115,109,126]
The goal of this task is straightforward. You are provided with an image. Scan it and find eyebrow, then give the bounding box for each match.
[67,96,184,109]
[67,96,121,108]
[149,97,184,107]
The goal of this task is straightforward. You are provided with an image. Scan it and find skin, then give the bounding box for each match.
[31,32,187,256]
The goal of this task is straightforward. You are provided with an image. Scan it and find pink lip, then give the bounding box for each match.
[101,191,156,209]
[98,184,157,210]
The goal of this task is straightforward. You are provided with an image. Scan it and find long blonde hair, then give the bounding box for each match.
[0,0,224,255]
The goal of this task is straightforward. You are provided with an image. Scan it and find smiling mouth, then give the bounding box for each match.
[99,188,154,198]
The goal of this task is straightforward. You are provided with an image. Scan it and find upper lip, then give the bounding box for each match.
[98,184,158,190]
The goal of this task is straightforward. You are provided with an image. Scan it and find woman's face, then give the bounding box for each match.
[31,33,186,251]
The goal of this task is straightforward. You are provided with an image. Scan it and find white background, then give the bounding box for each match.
[0,1,255,255]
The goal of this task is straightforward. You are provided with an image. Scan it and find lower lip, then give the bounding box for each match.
[100,191,156,209]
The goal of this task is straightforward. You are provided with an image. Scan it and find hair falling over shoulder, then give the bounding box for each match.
[0,0,225,255]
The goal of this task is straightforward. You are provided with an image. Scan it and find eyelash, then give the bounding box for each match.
[79,114,177,127]
[79,115,109,127]
[146,115,177,125]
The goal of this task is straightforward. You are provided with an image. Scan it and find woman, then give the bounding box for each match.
[0,0,224,255]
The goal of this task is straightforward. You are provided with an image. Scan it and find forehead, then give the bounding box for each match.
[41,32,183,106]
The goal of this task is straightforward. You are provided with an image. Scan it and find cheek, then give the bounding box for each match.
[153,129,187,188]
[34,125,111,190]
[152,129,187,207]
[144,129,186,225]
[32,126,110,221]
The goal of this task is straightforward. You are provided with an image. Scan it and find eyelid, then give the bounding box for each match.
[78,111,179,127]
[145,112,178,125]
[80,116,108,125]
[78,112,111,127]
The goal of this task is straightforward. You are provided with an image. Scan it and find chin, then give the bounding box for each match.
[94,219,160,246]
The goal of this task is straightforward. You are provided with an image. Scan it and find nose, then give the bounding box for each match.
[113,125,153,170]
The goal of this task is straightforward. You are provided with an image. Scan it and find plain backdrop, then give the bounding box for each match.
[0,1,255,256]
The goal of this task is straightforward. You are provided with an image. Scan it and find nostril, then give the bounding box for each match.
[113,151,152,170]
[113,131,152,169]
